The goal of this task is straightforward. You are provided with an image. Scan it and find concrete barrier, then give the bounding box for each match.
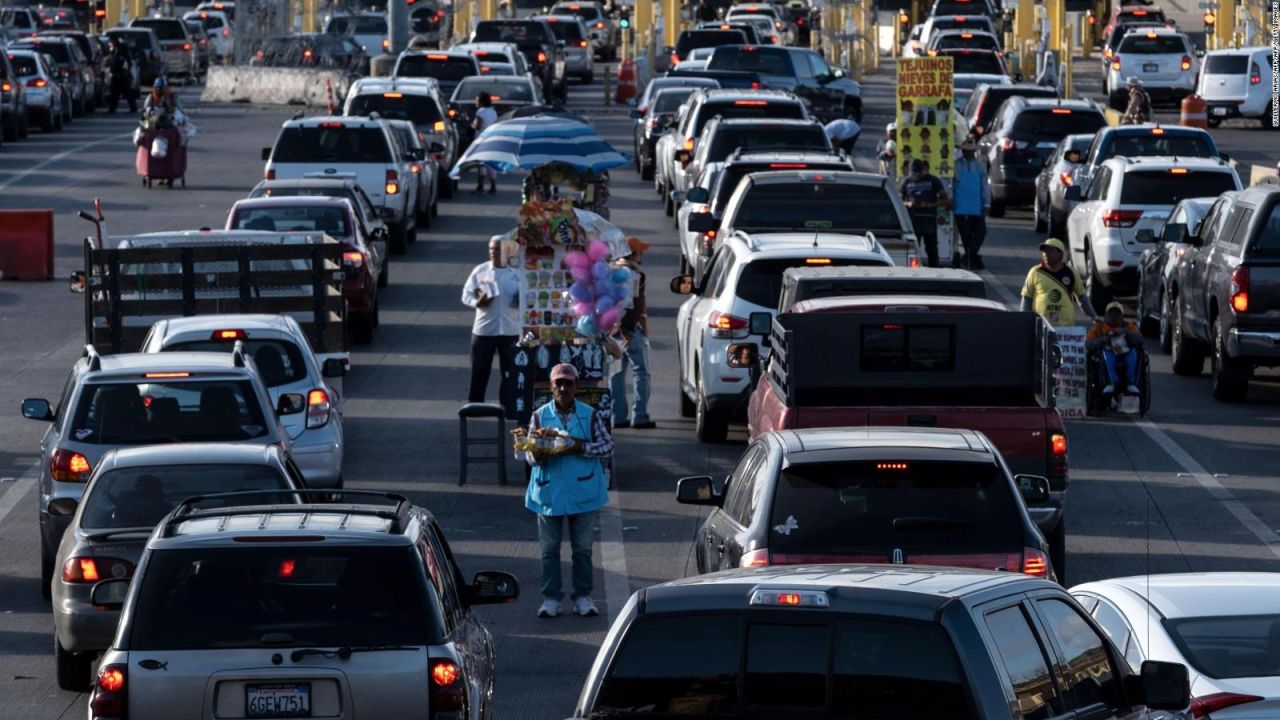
[0,210,54,280]
[201,66,353,108]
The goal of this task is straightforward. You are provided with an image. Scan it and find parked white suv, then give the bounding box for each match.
[1065,156,1241,305]
[1198,47,1277,129]
[262,115,418,251]
[1105,27,1197,109]
[673,231,892,443]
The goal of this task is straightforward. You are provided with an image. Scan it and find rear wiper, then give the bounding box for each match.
[290,645,418,662]
[84,528,154,541]
[892,516,977,532]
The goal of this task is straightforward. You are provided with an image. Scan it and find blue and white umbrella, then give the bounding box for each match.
[449,115,630,178]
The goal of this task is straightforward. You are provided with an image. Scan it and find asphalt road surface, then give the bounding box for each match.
[1,60,1278,720]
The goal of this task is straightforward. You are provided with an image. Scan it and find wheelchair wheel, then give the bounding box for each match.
[1084,352,1104,416]
[1139,350,1152,417]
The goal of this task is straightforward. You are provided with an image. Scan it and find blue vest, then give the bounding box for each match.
[953,159,985,217]
[525,401,608,516]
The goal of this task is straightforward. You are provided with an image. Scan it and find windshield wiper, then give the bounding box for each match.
[290,645,418,662]
[84,527,155,541]
[892,516,977,532]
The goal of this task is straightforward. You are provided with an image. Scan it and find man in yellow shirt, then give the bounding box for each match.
[1020,238,1099,327]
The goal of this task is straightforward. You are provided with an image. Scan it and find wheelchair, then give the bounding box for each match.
[1086,344,1151,417]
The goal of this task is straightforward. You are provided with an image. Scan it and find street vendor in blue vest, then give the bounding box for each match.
[525,363,613,619]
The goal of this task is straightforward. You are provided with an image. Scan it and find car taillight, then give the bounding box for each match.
[342,249,364,269]
[90,664,127,716]
[1022,548,1049,577]
[594,21,604,29]
[682,138,695,152]
[1111,54,1121,71]
[223,28,230,36]
[50,448,91,482]
[1190,692,1264,718]
[1050,432,1067,457]
[1102,209,1142,227]
[670,52,680,65]
[700,230,716,253]
[999,136,1025,151]
[1048,431,1068,477]
[708,311,748,339]
[1180,54,1191,71]
[579,40,588,47]
[536,50,546,63]
[0,81,9,93]
[1059,172,1073,186]
[750,80,762,89]
[385,169,399,195]
[181,42,191,51]
[27,78,48,87]
[1230,266,1249,313]
[63,556,134,583]
[739,548,769,568]
[265,168,276,180]
[429,659,464,719]
[1251,62,1262,85]
[306,388,331,429]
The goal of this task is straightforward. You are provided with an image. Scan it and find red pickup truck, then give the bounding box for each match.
[745,295,1073,580]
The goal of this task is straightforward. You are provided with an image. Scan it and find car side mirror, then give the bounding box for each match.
[1136,660,1190,710]
[1195,48,1205,58]
[726,342,759,368]
[748,311,772,337]
[687,211,716,233]
[1135,228,1156,244]
[1162,223,1187,245]
[90,577,131,609]
[1015,474,1051,505]
[409,148,426,161]
[276,393,306,416]
[675,475,720,506]
[70,270,87,294]
[675,149,691,164]
[670,189,687,204]
[629,108,642,118]
[626,96,638,107]
[21,398,53,421]
[428,141,445,153]
[1064,151,1081,164]
[466,570,520,605]
[261,147,271,161]
[1064,185,1083,202]
[686,186,709,204]
[321,358,346,378]
[670,274,694,295]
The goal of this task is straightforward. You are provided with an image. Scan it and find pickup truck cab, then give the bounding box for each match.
[746,305,1072,580]
[574,565,1191,719]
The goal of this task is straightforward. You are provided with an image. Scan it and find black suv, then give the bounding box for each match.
[977,96,1107,215]
[1171,184,1280,402]
[573,565,1190,719]
[471,19,566,102]
[705,44,862,122]
[963,83,1059,136]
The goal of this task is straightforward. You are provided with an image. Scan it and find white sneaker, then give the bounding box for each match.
[1126,385,1141,395]
[573,596,599,617]
[536,598,562,618]
[1102,384,1115,395]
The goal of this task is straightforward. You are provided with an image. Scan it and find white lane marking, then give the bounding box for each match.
[0,476,36,528]
[981,268,1020,308]
[1136,419,1280,560]
[599,495,630,624]
[0,131,133,193]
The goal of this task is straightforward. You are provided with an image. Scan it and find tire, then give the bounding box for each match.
[1137,289,1159,338]
[1207,116,1222,128]
[664,181,674,217]
[19,112,29,138]
[41,111,54,133]
[694,393,728,443]
[583,71,594,84]
[987,200,1005,218]
[1211,316,1250,402]
[388,218,409,255]
[350,310,375,344]
[416,200,431,228]
[55,637,93,692]
[41,544,53,601]
[378,259,389,288]
[1171,294,1206,376]
[1048,519,1066,585]
[679,376,696,418]
[1084,248,1112,309]
[439,175,455,198]
[1262,103,1277,130]
[1159,290,1174,354]
[1108,91,1127,111]
[1048,212,1066,243]
[640,157,654,181]
[1033,193,1047,233]
[2,120,15,142]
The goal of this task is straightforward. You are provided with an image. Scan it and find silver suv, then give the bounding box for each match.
[21,344,295,600]
[86,490,519,720]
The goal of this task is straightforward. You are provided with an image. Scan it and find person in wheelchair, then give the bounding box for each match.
[1086,301,1144,396]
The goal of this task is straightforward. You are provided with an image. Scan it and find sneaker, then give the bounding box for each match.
[1126,385,1141,395]
[536,598,562,618]
[573,596,599,617]
[613,419,630,428]
[631,420,656,429]
[1101,384,1115,395]
[487,186,497,195]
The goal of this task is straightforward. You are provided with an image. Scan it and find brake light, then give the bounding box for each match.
[144,371,190,378]
[211,329,246,340]
[1050,108,1072,114]
[278,559,296,578]
[1051,432,1067,456]
[319,121,344,128]
[1190,693,1264,718]
[306,388,331,429]
[448,107,458,118]
[1022,548,1049,577]
[1169,167,1188,174]
[64,557,134,583]
[595,21,604,28]
[682,138,695,152]
[182,42,191,50]
[670,52,680,65]
[750,81,762,89]
[342,250,365,268]
[384,92,403,98]
[769,163,809,168]
[700,231,716,253]
[805,258,832,265]
[1111,54,1121,71]
[429,659,465,716]
[0,81,8,93]
[433,120,445,132]
[739,548,769,568]
[90,664,127,716]
[382,38,390,51]
[411,163,421,174]
[1181,54,1191,71]
[734,99,768,106]
[537,51,546,63]
[1230,267,1249,313]
[960,32,973,38]
[1102,209,1142,227]
[266,168,276,180]
[1151,127,1165,135]
[1060,172,1073,186]
[1251,62,1262,85]
[579,40,588,47]
[385,169,399,195]
[426,54,448,60]
[27,78,47,87]
[51,448,91,482]
[708,311,748,338]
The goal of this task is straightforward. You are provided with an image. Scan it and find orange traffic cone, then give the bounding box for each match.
[614,59,637,104]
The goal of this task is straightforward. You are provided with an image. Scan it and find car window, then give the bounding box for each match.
[722,445,764,526]
[396,54,478,82]
[8,53,39,76]
[1036,598,1120,712]
[81,464,291,530]
[596,614,741,714]
[1087,167,1110,201]
[1117,34,1187,54]
[652,89,695,114]
[735,181,903,233]
[747,623,828,706]
[694,100,805,135]
[347,92,444,124]
[272,126,392,163]
[943,51,1003,74]
[327,15,387,34]
[707,46,794,75]
[71,380,269,444]
[1164,613,1280,679]
[807,52,828,77]
[702,247,736,297]
[1011,109,1107,137]
[419,527,465,633]
[1249,203,1280,256]
[737,257,888,308]
[164,338,310,388]
[544,18,586,42]
[230,205,352,237]
[1217,206,1252,250]
[1105,134,1215,160]
[1204,54,1249,73]
[1089,597,1140,671]
[985,605,1061,720]
[707,124,830,162]
[455,78,535,102]
[473,20,552,46]
[133,18,186,40]
[1119,170,1237,206]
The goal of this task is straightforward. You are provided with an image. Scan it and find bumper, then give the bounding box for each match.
[565,54,590,73]
[54,594,120,653]
[1227,329,1280,361]
[292,426,344,488]
[25,90,53,110]
[40,509,73,558]
[1028,494,1065,538]
[704,382,753,418]
[701,346,754,411]
[1206,98,1270,119]
[1097,265,1140,292]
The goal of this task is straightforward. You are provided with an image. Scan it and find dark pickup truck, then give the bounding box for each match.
[1170,184,1280,402]
[664,67,767,90]
[777,266,988,312]
[746,305,1072,579]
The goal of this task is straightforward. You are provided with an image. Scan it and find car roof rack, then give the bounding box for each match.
[161,489,414,537]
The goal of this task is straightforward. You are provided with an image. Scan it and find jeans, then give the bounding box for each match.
[913,228,939,267]
[1102,348,1138,386]
[609,327,650,423]
[469,334,516,403]
[537,511,595,600]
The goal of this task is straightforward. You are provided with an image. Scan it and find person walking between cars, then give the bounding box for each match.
[1122,77,1151,125]
[525,363,613,618]
[105,41,137,114]
[462,236,521,403]
[609,237,654,429]
[473,92,499,194]
[824,117,862,155]
[1087,301,1144,395]
[1021,238,1099,327]
[900,159,950,268]
[951,138,990,270]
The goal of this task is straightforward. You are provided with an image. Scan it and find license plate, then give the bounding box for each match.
[1143,63,1159,72]
[1213,107,1229,116]
[246,683,311,718]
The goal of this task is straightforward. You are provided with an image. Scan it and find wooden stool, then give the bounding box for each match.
[458,403,508,486]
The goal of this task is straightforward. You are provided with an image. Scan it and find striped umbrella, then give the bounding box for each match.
[449,115,630,178]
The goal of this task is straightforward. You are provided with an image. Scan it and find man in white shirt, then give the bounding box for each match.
[462,236,522,402]
[473,92,499,194]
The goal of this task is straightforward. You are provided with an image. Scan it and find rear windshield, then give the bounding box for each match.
[396,54,478,81]
[1103,133,1214,160]
[9,54,39,76]
[327,15,387,34]
[596,614,973,717]
[971,88,1057,126]
[165,339,309,387]
[128,547,432,650]
[735,182,903,233]
[544,19,585,41]
[469,49,512,63]
[707,125,830,163]
[695,100,805,134]
[707,45,794,75]
[652,89,695,113]
[713,162,850,212]
[81,465,292,530]
[1120,170,1237,205]
[21,41,70,63]
[943,51,1003,74]
[676,30,746,56]
[347,92,444,124]
[109,31,156,51]
[133,18,186,40]
[932,18,995,33]
[934,33,999,50]
[1011,109,1106,137]
[232,205,351,236]
[70,380,269,444]
[198,14,224,29]
[770,460,1022,550]
[554,4,601,20]
[272,126,391,163]
[3,9,34,28]
[737,257,888,308]
[1118,9,1166,23]
[1204,55,1250,74]
[455,78,534,102]
[411,8,444,32]
[473,21,552,46]
[1117,34,1187,54]
[933,0,993,16]
[1165,614,1280,679]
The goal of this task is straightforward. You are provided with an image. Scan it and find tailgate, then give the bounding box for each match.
[1239,261,1280,324]
[1200,72,1248,102]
